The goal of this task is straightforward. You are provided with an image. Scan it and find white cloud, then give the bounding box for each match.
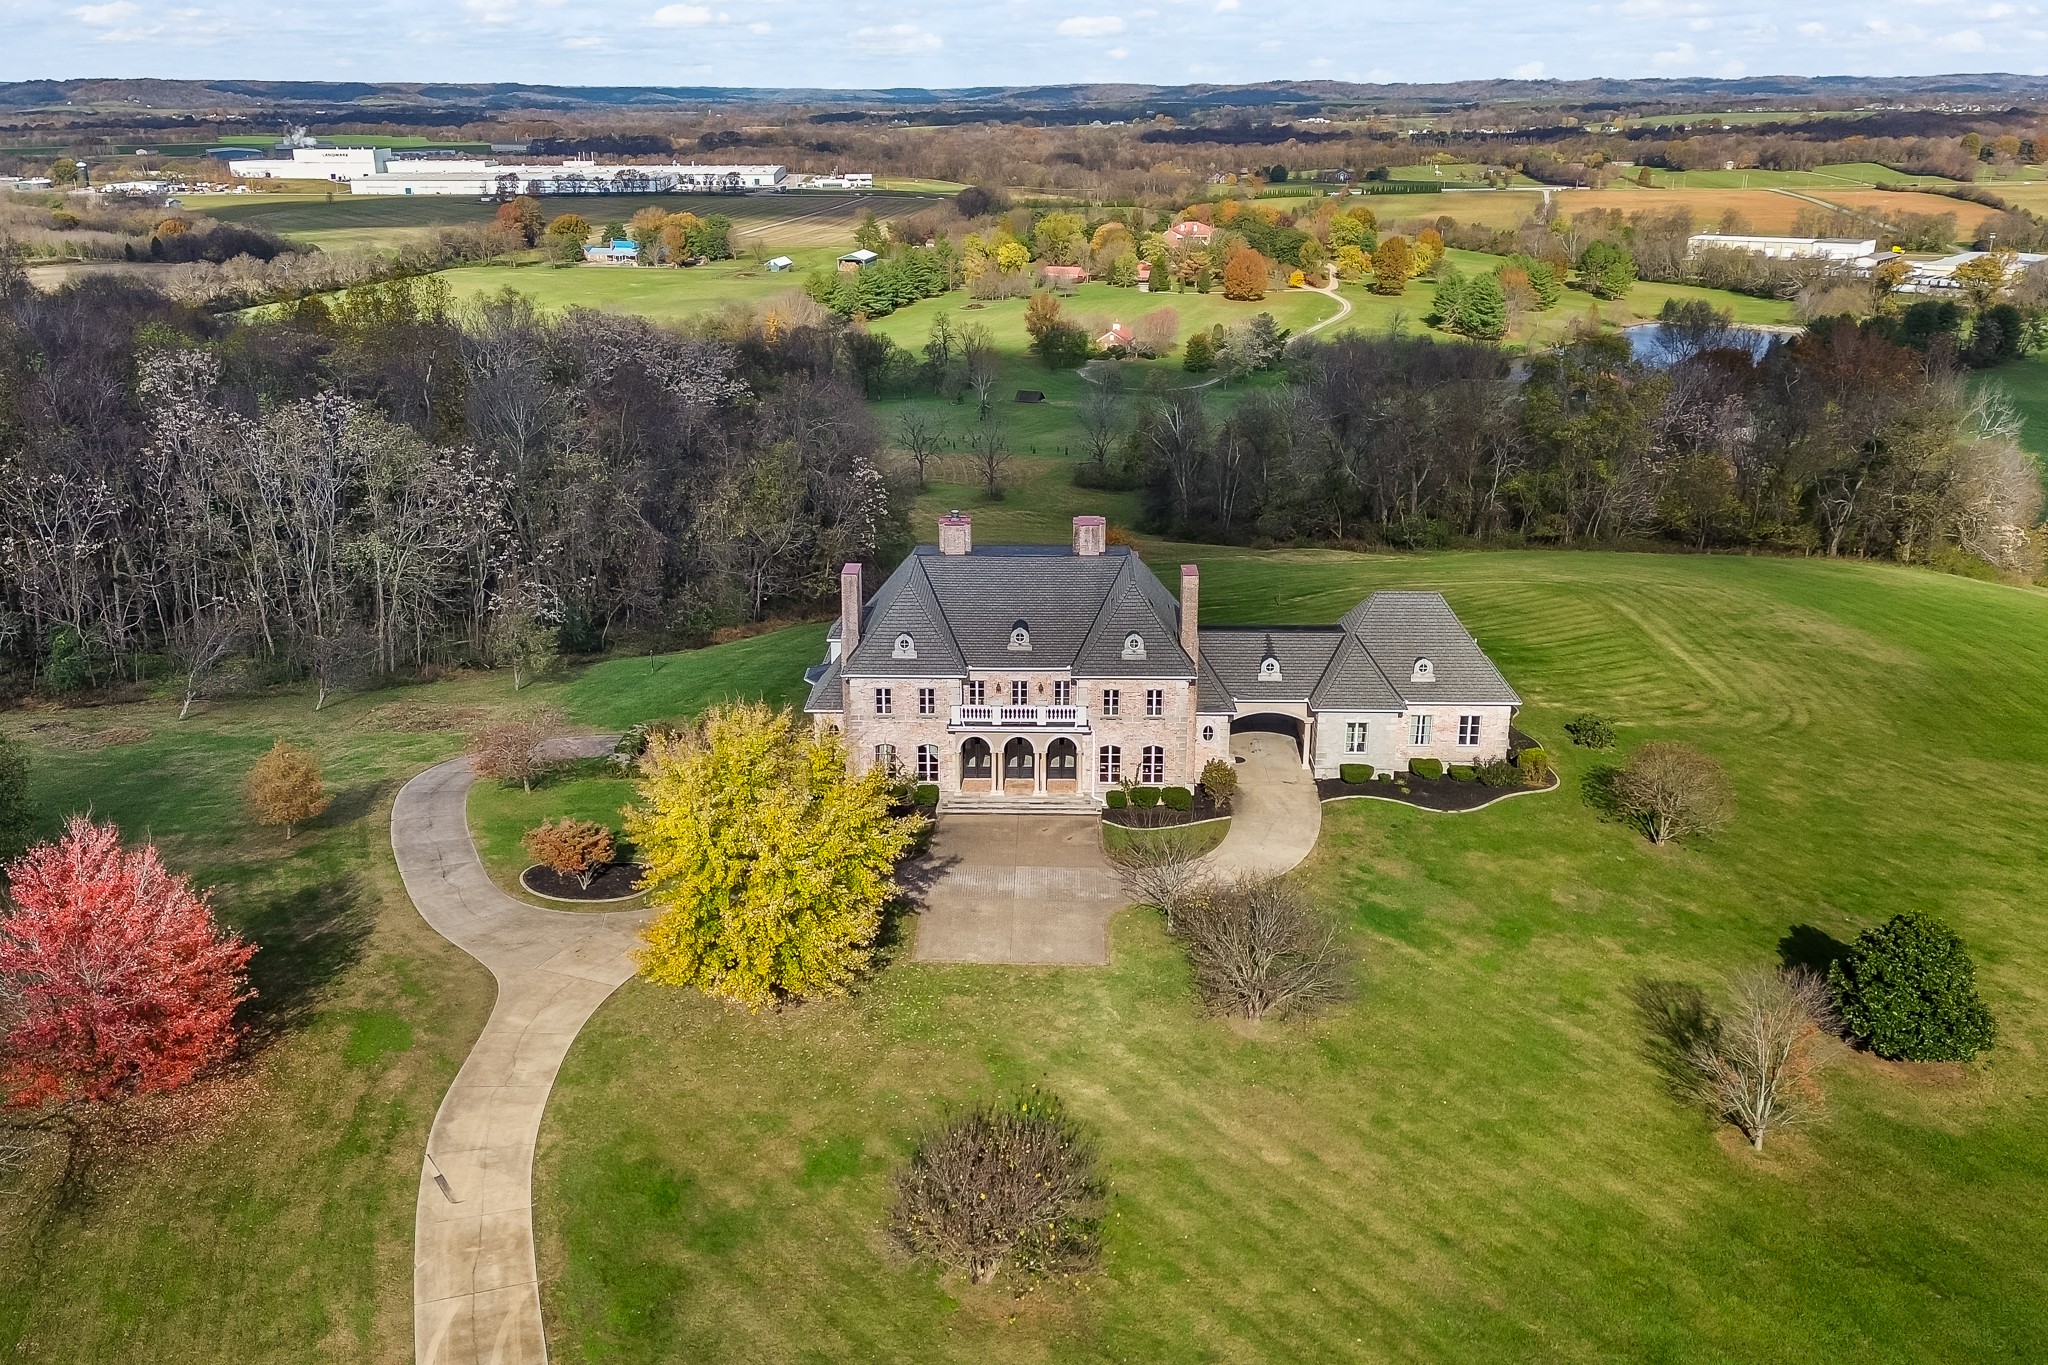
[851,22,942,54]
[1986,1,2016,13]
[1797,21,1826,35]
[1213,0,1239,10]
[1056,14,1125,36]
[1107,44,1128,58]
[70,0,139,23]
[650,3,712,24]
[747,19,771,31]
[1936,25,1987,45]
[1510,60,1546,78]
[1650,40,1697,66]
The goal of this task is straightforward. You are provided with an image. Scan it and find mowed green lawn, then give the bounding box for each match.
[534,549,2048,1365]
[434,251,843,323]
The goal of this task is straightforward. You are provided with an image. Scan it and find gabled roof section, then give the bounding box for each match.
[919,545,1134,668]
[1339,591,1521,707]
[843,557,966,676]
[1073,556,1195,677]
[1307,631,1406,711]
[802,656,842,713]
[1196,653,1237,715]
[1197,627,1344,703]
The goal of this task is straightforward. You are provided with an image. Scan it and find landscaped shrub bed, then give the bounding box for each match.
[1319,732,1558,812]
[1102,785,1229,828]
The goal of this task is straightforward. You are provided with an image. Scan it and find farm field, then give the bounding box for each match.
[1815,189,2001,233]
[533,547,2048,1365]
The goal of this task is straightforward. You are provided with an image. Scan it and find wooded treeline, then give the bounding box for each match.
[0,266,901,701]
[1124,321,2044,572]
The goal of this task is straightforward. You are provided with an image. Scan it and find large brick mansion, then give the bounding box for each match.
[804,513,1521,804]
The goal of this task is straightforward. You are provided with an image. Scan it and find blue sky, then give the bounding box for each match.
[8,0,2046,88]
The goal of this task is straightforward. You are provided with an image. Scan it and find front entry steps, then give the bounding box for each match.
[939,792,1103,817]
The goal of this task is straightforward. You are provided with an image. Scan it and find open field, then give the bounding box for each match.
[1980,353,2048,459]
[1815,189,2001,233]
[433,251,842,323]
[189,190,939,252]
[535,548,2048,1365]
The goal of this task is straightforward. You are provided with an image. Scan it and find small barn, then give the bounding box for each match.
[766,255,795,272]
[837,249,880,273]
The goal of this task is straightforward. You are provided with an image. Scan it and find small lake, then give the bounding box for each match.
[1625,322,1788,367]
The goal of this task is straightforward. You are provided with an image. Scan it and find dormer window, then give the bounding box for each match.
[1121,632,1146,661]
[1009,620,1032,652]
[892,633,917,660]
[1411,657,1434,683]
[1258,655,1283,681]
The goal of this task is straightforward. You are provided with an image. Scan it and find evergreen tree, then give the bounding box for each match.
[1459,273,1508,340]
[1430,271,1467,331]
[1183,332,1214,373]
[1829,911,1998,1061]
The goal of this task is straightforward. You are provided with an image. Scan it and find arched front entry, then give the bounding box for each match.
[1002,737,1037,794]
[960,737,993,794]
[1230,711,1305,760]
[1045,737,1079,794]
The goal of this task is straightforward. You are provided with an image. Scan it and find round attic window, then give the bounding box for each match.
[1122,632,1146,660]
[1411,657,1434,682]
[892,633,917,659]
[1009,620,1031,651]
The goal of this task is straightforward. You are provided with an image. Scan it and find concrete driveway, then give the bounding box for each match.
[909,814,1124,965]
[1203,730,1323,878]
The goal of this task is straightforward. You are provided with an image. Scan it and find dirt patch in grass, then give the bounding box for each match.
[353,701,489,733]
[25,720,153,750]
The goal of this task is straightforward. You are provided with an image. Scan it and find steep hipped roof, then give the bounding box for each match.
[1338,591,1521,707]
[1307,632,1406,711]
[835,544,1190,683]
[1197,627,1344,703]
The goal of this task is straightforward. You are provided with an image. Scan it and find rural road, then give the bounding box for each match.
[392,737,645,1365]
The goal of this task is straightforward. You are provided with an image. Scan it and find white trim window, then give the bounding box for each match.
[874,743,897,773]
[1011,679,1030,705]
[1140,745,1166,784]
[874,687,892,716]
[918,686,937,716]
[1458,714,1482,747]
[1345,721,1369,754]
[1098,744,1122,783]
[1102,688,1121,717]
[1145,688,1165,718]
[1410,714,1432,746]
[966,679,986,705]
[1053,679,1073,705]
[915,744,940,781]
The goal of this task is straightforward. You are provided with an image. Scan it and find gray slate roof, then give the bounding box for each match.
[1198,628,1344,704]
[1338,591,1522,707]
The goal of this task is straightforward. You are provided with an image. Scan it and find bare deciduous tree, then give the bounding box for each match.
[1105,831,1206,928]
[1612,740,1735,845]
[1175,876,1348,1021]
[1688,967,1840,1152]
[894,409,944,490]
[960,323,1001,418]
[968,411,1009,500]
[890,1089,1103,1285]
[471,709,565,793]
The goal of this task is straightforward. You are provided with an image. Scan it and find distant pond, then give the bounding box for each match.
[1624,322,1791,367]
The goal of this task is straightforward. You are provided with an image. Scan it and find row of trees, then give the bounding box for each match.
[1115,323,2042,574]
[0,269,902,700]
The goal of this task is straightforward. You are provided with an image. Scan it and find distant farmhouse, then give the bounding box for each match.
[805,513,1520,806]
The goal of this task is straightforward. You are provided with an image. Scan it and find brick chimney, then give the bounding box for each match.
[1180,564,1199,668]
[938,510,973,556]
[839,562,862,657]
[1072,514,1106,556]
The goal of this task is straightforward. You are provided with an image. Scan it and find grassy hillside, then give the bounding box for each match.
[535,549,2048,1365]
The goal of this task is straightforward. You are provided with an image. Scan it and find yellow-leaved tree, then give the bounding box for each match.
[627,702,923,1008]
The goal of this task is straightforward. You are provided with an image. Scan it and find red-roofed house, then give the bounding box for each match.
[1165,221,1214,248]
[1038,264,1088,287]
[1096,321,1136,352]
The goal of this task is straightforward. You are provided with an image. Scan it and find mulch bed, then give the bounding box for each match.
[1101,789,1231,828]
[519,862,647,901]
[1316,770,1558,812]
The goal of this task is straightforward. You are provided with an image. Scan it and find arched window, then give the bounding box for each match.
[892,633,917,659]
[960,738,992,779]
[1411,657,1434,682]
[1258,655,1282,681]
[915,744,940,781]
[1201,724,1216,742]
[874,742,897,775]
[1097,744,1122,783]
[1122,632,1146,660]
[1009,619,1032,651]
[1140,745,1166,784]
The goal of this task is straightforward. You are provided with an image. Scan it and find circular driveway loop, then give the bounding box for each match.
[392,739,644,1365]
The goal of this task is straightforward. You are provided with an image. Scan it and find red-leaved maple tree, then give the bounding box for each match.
[0,816,256,1111]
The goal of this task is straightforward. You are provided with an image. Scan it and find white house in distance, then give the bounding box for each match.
[804,512,1522,807]
[1686,233,1877,262]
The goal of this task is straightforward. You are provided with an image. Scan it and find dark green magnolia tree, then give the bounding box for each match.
[1828,911,1997,1061]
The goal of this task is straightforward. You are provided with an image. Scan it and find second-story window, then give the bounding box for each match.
[918,687,937,717]
[1053,679,1073,705]
[1011,679,1029,706]
[1145,688,1164,717]
[1101,688,1120,717]
[966,680,986,706]
[874,687,892,716]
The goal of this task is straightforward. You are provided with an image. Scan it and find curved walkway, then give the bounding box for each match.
[392,739,646,1365]
[1202,731,1322,878]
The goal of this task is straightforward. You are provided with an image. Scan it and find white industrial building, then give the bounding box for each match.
[1687,233,1878,262]
[229,147,393,181]
[351,161,789,196]
[1898,250,2048,293]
